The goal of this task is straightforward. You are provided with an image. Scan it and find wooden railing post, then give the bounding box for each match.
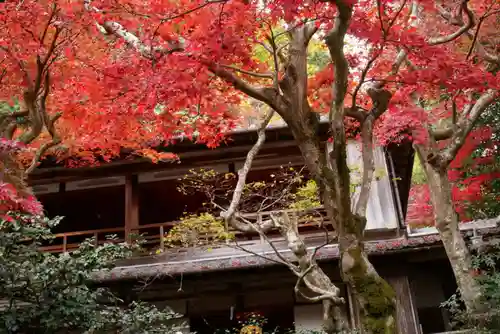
[159,225,165,251]
[125,174,139,243]
[63,235,67,253]
[94,232,98,247]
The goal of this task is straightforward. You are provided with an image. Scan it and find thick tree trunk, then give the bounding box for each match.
[0,151,31,198]
[338,216,396,333]
[420,156,485,314]
[294,139,396,333]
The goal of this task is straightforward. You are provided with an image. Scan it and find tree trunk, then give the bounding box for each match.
[275,212,350,332]
[337,214,396,333]
[294,138,396,333]
[419,154,485,314]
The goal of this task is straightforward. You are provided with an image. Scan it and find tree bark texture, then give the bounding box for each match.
[273,213,350,332]
[273,21,396,332]
[416,147,485,314]
[294,137,396,333]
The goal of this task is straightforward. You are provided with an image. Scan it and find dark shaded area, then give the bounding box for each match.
[409,259,457,333]
[138,179,206,225]
[385,141,415,226]
[190,307,295,334]
[37,186,126,247]
[39,186,125,232]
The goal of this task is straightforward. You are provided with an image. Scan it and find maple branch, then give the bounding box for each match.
[274,213,344,305]
[430,91,462,141]
[428,0,475,46]
[388,0,408,30]
[40,3,57,45]
[101,21,182,58]
[25,112,62,175]
[218,64,274,79]
[240,215,295,266]
[160,0,227,22]
[431,127,454,141]
[294,264,319,301]
[351,1,410,117]
[208,63,281,111]
[265,24,282,92]
[436,2,499,66]
[84,0,183,59]
[436,90,497,167]
[355,116,375,217]
[17,92,43,145]
[465,9,500,61]
[375,0,386,36]
[300,272,344,304]
[351,48,382,110]
[345,107,367,122]
[325,0,352,114]
[221,110,275,233]
[294,262,343,305]
[257,41,287,65]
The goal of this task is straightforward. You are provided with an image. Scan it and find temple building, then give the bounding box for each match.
[28,122,499,334]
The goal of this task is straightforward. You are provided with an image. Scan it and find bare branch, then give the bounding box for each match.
[25,112,62,175]
[239,215,289,263]
[436,1,499,65]
[221,110,275,232]
[265,23,283,92]
[218,64,274,79]
[229,240,298,270]
[208,63,281,110]
[354,116,375,216]
[294,265,338,303]
[351,49,382,110]
[428,0,475,46]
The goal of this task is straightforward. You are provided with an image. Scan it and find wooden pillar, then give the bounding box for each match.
[125,174,139,242]
[346,285,360,329]
[386,275,421,334]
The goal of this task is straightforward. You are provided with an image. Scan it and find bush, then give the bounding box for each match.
[0,213,184,334]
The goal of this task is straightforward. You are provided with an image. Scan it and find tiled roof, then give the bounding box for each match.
[94,233,443,282]
[93,216,500,282]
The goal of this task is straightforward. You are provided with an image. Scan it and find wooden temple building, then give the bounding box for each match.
[28,122,500,334]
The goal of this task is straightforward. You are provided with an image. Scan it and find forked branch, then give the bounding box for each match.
[428,0,475,46]
[221,110,275,233]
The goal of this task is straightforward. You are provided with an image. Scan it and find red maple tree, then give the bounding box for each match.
[1,0,499,329]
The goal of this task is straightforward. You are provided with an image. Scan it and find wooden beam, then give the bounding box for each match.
[27,141,301,186]
[125,174,139,242]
